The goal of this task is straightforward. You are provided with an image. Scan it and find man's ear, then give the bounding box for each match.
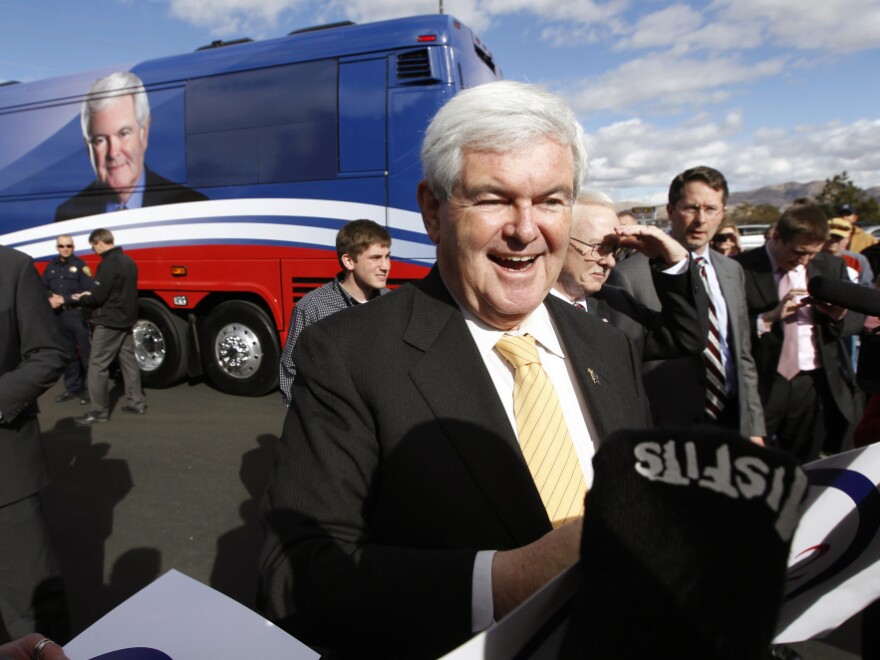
[417,180,442,245]
[141,116,151,150]
[340,253,356,272]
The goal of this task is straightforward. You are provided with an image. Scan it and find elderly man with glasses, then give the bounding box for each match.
[550,191,704,363]
[42,234,93,404]
[616,166,766,444]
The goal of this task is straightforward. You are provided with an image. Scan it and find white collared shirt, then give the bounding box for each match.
[459,299,599,633]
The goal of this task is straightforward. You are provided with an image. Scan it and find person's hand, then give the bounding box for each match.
[71,292,89,301]
[749,436,765,447]
[0,634,68,660]
[616,225,688,266]
[812,299,848,323]
[48,294,65,309]
[763,288,809,325]
[491,516,583,619]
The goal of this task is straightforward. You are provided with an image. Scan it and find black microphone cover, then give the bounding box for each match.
[808,275,880,316]
[561,426,808,660]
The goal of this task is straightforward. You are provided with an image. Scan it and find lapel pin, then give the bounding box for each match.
[587,368,600,385]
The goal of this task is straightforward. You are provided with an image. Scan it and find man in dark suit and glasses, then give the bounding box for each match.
[550,190,704,363]
[259,81,651,658]
[0,246,69,643]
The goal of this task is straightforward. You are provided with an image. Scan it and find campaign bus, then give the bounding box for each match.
[0,14,502,395]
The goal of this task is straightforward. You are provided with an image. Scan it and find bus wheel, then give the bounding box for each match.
[201,301,280,396]
[134,298,189,388]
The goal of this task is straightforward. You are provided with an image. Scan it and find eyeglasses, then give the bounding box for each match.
[712,233,737,243]
[57,244,73,248]
[678,204,724,219]
[569,236,622,260]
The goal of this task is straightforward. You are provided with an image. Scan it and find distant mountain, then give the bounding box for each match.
[619,181,880,219]
[728,181,827,207]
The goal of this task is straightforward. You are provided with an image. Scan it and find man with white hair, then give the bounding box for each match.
[259,81,651,658]
[55,71,206,222]
[551,191,704,362]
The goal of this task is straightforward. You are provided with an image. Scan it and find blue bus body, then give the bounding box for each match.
[0,15,502,395]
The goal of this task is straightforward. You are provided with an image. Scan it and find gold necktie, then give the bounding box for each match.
[495,334,586,527]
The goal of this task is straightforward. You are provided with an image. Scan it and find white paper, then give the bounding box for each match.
[63,569,319,660]
[775,444,880,643]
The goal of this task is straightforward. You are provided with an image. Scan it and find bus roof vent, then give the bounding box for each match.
[196,37,254,51]
[396,49,432,81]
[289,21,355,36]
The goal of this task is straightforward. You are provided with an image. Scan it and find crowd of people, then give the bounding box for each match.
[2,79,879,658]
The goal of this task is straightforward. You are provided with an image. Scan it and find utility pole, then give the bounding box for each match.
[439,0,444,14]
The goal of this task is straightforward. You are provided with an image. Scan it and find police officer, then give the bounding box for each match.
[42,234,93,403]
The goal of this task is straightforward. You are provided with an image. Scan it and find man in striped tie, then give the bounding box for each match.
[260,81,652,659]
[615,166,766,444]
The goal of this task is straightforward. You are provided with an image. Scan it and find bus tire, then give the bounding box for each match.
[134,298,189,388]
[200,301,280,396]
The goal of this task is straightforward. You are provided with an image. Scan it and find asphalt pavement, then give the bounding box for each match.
[35,377,865,658]
[38,377,285,641]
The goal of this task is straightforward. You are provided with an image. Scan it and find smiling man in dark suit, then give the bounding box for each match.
[0,246,69,644]
[54,71,206,222]
[258,81,651,658]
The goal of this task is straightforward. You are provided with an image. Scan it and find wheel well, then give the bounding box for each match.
[193,292,280,333]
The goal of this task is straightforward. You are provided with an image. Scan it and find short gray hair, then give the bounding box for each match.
[81,71,150,140]
[576,190,614,209]
[420,80,588,201]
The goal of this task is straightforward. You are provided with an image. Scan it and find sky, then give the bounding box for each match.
[2,0,879,205]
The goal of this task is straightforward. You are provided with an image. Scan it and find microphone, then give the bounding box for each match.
[807,275,880,317]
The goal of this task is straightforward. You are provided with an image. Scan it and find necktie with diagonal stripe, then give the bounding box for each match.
[695,257,726,420]
[495,334,586,527]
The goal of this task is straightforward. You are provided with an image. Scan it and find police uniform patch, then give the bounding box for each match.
[83,266,92,277]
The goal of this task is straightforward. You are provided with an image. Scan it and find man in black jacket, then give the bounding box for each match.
[0,246,69,643]
[550,191,705,363]
[73,228,146,424]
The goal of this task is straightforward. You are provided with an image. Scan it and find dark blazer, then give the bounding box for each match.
[590,265,705,362]
[54,168,207,222]
[615,251,766,438]
[734,247,862,423]
[258,267,651,659]
[0,246,67,507]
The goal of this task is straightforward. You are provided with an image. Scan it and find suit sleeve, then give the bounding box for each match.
[731,265,767,438]
[638,260,708,361]
[0,257,67,423]
[259,322,477,657]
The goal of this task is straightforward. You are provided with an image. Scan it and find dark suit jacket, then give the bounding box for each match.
[0,246,67,507]
[258,267,651,659]
[590,265,705,362]
[734,247,862,423]
[54,168,207,222]
[615,251,766,438]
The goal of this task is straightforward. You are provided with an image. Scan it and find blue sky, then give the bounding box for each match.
[2,0,879,204]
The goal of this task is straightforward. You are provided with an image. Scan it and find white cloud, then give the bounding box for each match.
[585,114,880,201]
[612,4,705,51]
[563,51,787,114]
[715,0,880,52]
[168,0,309,35]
